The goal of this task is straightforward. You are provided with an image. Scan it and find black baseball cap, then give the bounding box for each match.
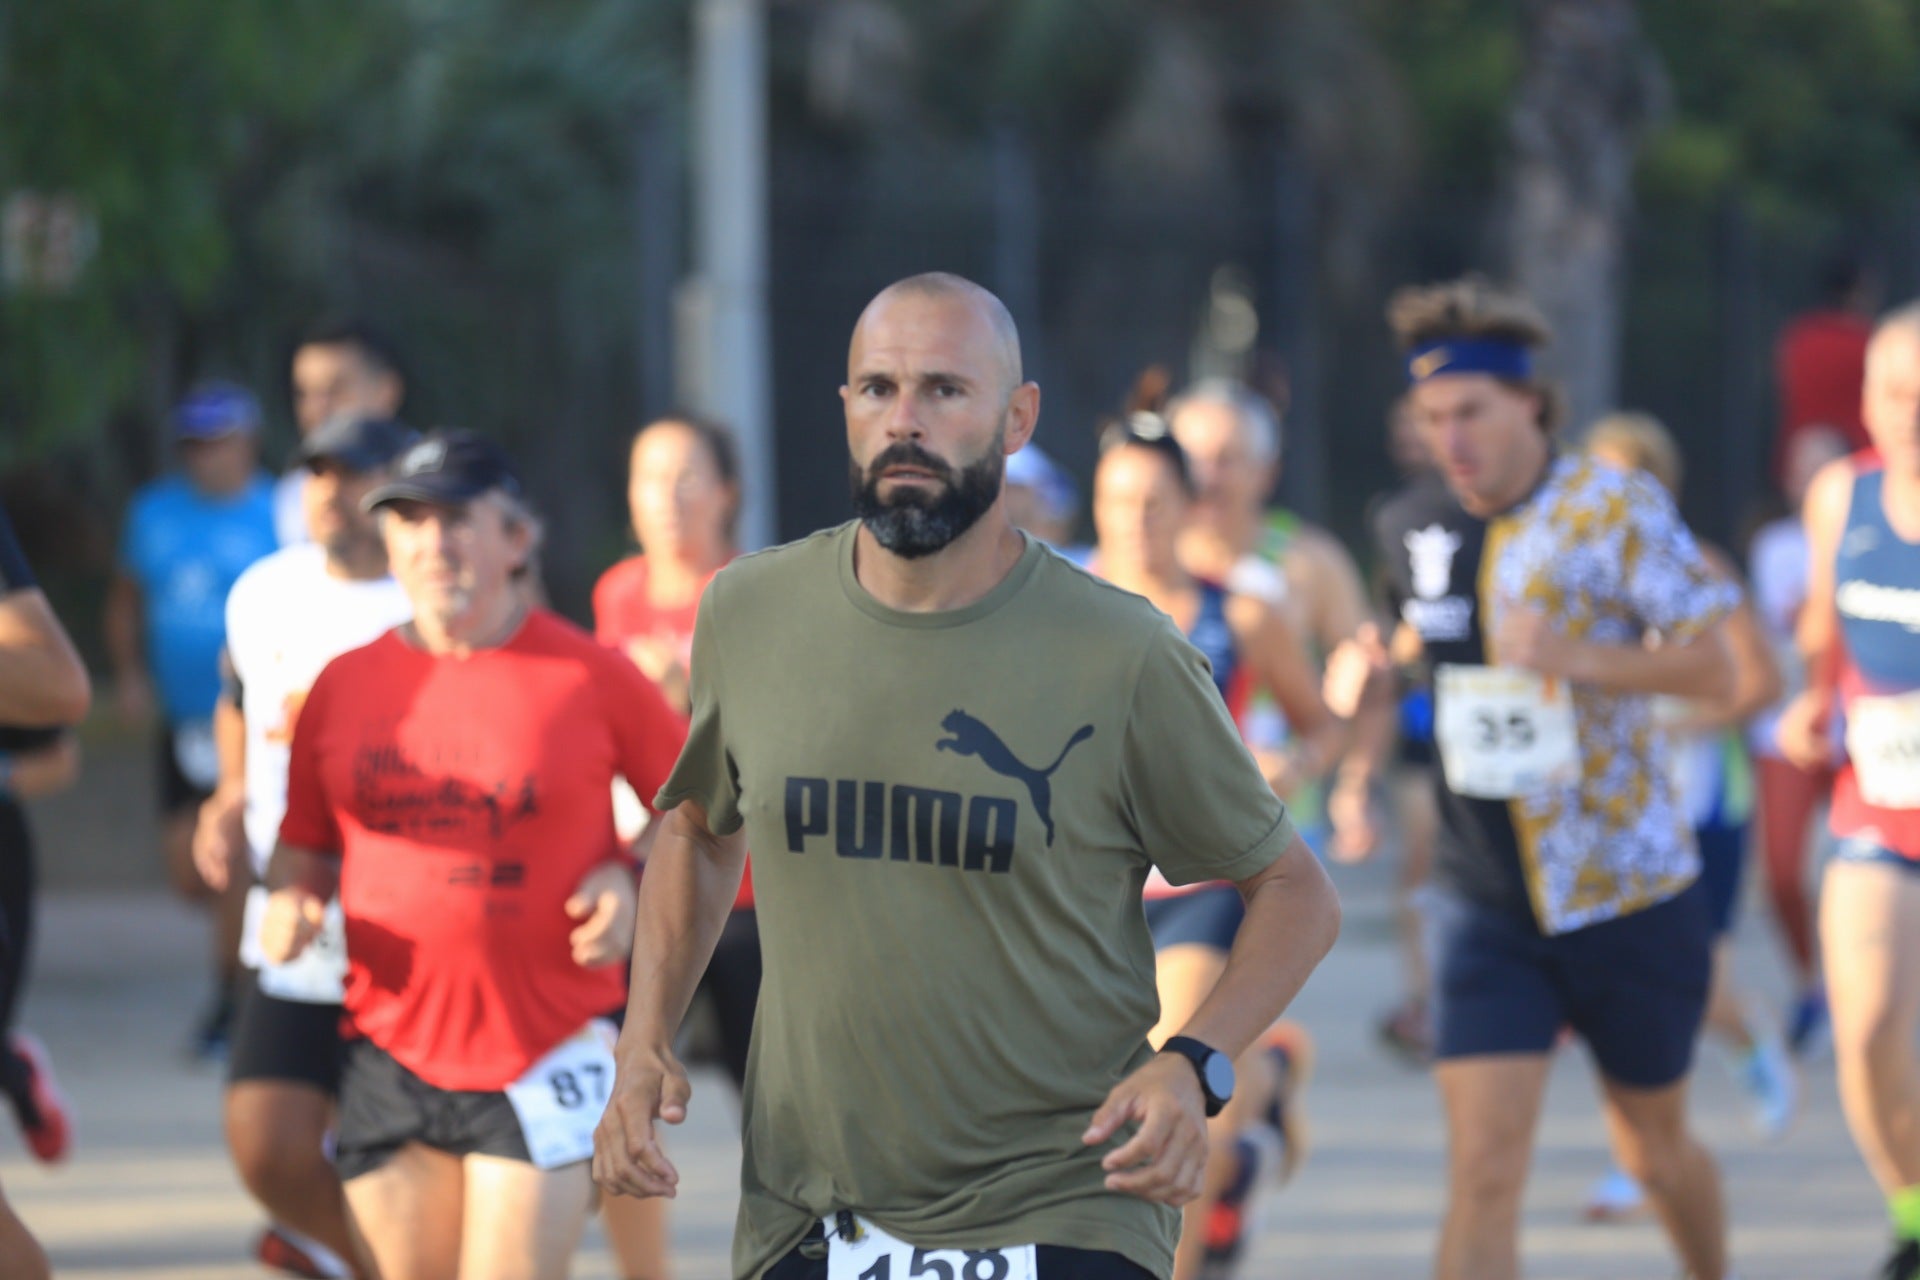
[297,415,419,474]
[361,429,523,512]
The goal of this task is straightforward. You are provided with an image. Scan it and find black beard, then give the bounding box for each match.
[850,438,1004,559]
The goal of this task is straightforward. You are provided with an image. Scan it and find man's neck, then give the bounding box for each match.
[853,513,1025,614]
[1469,435,1553,518]
[408,594,526,657]
[648,543,729,604]
[1100,560,1191,616]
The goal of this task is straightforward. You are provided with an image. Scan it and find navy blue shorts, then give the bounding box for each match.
[1695,822,1747,936]
[1427,881,1713,1089]
[1143,885,1244,953]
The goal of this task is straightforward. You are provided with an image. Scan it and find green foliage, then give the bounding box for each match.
[1637,0,1920,233]
[0,0,677,464]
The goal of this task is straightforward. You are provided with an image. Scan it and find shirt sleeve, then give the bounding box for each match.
[1120,621,1299,887]
[651,585,743,834]
[1618,472,1739,642]
[1370,501,1409,618]
[0,503,36,595]
[591,566,618,645]
[278,661,342,853]
[606,650,690,817]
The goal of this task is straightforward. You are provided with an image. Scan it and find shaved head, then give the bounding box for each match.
[1869,300,1920,373]
[855,273,1024,393]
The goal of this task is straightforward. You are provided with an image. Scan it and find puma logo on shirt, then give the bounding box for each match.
[781,711,1096,869]
[936,710,1093,847]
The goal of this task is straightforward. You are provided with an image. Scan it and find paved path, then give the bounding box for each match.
[0,877,1888,1280]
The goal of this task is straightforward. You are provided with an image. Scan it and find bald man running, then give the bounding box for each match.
[594,273,1340,1280]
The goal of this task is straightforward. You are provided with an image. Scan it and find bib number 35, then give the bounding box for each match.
[826,1219,1037,1280]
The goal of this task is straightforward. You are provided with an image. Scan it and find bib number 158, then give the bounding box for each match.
[861,1251,1015,1280]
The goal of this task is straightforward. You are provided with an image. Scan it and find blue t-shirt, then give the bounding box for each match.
[119,473,279,722]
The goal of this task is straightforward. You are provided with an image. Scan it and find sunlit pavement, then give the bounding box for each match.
[0,879,1885,1280]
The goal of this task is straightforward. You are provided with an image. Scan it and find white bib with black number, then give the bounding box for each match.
[1434,664,1580,800]
[826,1218,1037,1280]
[504,1019,618,1169]
[1847,690,1920,810]
[241,886,349,1004]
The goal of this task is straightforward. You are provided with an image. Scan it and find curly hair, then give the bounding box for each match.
[1386,275,1563,433]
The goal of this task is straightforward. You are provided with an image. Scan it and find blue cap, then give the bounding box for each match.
[172,381,261,440]
[362,429,523,512]
[297,414,419,473]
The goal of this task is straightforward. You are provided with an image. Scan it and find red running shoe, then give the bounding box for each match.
[256,1225,349,1279]
[8,1032,70,1164]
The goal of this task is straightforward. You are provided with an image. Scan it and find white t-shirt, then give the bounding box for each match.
[224,543,413,874]
[1748,517,1810,759]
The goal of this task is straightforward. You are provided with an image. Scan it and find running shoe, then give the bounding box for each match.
[1788,986,1830,1061]
[1199,1133,1262,1280]
[1878,1236,1920,1280]
[1375,997,1432,1066]
[1738,1039,1798,1141]
[255,1225,352,1279]
[1581,1167,1646,1223]
[5,1032,69,1164]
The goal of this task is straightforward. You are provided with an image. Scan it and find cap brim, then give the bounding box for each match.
[361,479,490,513]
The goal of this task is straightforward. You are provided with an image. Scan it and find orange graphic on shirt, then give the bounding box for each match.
[265,689,310,745]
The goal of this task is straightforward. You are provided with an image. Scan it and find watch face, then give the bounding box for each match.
[1204,1051,1236,1103]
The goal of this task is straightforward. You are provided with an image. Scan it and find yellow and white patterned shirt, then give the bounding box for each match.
[1485,454,1739,934]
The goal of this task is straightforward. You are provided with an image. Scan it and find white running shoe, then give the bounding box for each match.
[1582,1167,1646,1223]
[1738,1039,1798,1142]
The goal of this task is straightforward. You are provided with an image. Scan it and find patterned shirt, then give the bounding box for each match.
[1485,454,1738,933]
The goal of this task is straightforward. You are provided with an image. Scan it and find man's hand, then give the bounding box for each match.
[568,861,638,968]
[1323,623,1391,720]
[259,887,325,965]
[1081,1052,1209,1206]
[193,785,247,892]
[593,1043,691,1199]
[1776,687,1839,771]
[624,637,689,712]
[1493,606,1584,681]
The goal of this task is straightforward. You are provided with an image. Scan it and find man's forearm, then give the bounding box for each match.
[264,842,340,899]
[0,591,92,726]
[1173,838,1340,1059]
[622,805,746,1050]
[1567,630,1732,700]
[213,698,246,794]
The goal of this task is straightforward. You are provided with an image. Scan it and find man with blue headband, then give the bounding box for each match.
[1331,276,1739,1280]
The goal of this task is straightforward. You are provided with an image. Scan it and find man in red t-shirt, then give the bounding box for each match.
[261,431,687,1280]
[1774,254,1880,489]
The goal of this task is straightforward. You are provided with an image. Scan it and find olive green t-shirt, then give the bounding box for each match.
[656,522,1297,1280]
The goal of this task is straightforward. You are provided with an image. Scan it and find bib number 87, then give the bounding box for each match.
[861,1250,1011,1280]
[550,1063,607,1110]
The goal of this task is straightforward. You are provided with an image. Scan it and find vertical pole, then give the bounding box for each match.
[1272,143,1325,521]
[691,0,775,547]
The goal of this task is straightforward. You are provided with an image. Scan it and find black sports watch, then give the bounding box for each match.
[1160,1035,1234,1117]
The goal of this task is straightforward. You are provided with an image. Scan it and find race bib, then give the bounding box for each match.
[172,721,220,790]
[241,886,349,1004]
[1847,691,1920,810]
[1434,664,1580,800]
[826,1217,1037,1280]
[504,1020,618,1169]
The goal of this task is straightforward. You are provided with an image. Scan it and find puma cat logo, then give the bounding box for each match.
[936,710,1094,847]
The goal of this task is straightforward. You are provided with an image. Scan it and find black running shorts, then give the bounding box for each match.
[333,1038,533,1181]
[226,974,346,1093]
